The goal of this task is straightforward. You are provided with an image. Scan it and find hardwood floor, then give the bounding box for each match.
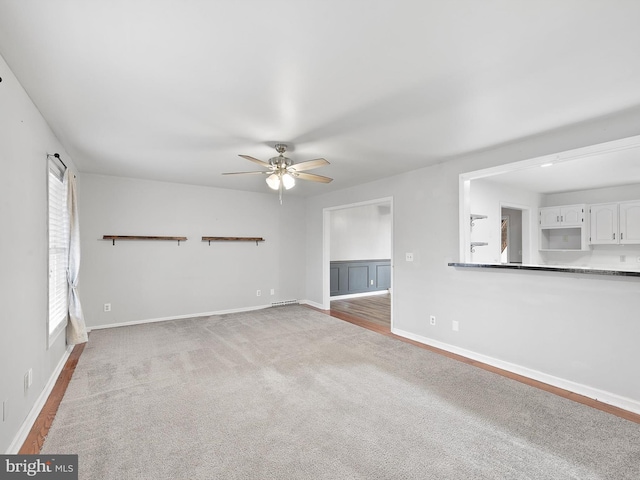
[330,293,390,329]
[19,342,85,454]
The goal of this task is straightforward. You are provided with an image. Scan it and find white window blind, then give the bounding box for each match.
[48,158,68,340]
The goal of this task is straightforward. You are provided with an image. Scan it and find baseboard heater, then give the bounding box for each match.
[271,300,299,307]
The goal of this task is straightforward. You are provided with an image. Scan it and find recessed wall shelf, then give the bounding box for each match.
[202,236,265,246]
[103,235,187,246]
[470,241,488,253]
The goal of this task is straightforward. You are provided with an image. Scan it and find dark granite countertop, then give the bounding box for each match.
[448,263,640,278]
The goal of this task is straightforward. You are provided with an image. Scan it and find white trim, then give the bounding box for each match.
[330,290,389,301]
[299,299,325,310]
[322,209,331,310]
[460,177,471,262]
[459,133,640,184]
[88,304,272,331]
[499,202,532,264]
[6,346,73,454]
[458,133,640,263]
[391,327,640,416]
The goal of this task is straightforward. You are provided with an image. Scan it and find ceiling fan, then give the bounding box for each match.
[223,143,332,203]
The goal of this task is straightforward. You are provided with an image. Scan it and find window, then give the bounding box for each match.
[48,157,68,344]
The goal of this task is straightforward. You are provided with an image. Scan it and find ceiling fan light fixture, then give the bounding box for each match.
[282,173,295,190]
[266,173,280,190]
[226,144,332,203]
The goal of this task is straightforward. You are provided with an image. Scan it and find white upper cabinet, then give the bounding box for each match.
[619,201,640,244]
[539,207,561,226]
[539,204,588,251]
[590,203,618,244]
[559,205,584,225]
[589,201,640,245]
[539,204,585,227]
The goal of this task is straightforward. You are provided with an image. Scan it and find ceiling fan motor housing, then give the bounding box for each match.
[270,144,293,168]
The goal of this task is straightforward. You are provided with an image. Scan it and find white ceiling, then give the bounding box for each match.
[1,0,640,196]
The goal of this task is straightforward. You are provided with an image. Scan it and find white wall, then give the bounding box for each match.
[469,178,542,264]
[543,183,640,206]
[0,53,76,452]
[330,202,391,261]
[78,174,306,327]
[305,110,640,412]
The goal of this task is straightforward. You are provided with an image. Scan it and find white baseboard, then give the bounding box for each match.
[392,327,640,416]
[88,304,273,331]
[6,346,73,454]
[330,290,389,301]
[299,299,325,310]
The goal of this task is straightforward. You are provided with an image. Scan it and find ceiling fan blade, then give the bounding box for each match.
[295,172,333,183]
[222,171,268,175]
[289,158,329,172]
[239,154,271,167]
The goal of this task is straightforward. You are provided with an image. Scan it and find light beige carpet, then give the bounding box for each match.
[42,305,640,479]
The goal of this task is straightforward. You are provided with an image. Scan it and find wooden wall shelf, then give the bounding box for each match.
[103,235,187,245]
[202,236,265,246]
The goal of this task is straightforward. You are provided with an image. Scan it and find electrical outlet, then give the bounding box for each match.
[104,303,111,312]
[270,289,275,295]
[430,315,436,326]
[256,290,261,297]
[452,321,459,332]
[405,253,414,262]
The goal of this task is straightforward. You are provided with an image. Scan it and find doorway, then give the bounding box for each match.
[323,197,393,328]
[500,207,523,264]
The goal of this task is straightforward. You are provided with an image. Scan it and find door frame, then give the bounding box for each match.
[501,214,510,264]
[323,196,394,327]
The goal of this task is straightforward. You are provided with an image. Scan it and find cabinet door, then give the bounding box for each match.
[620,201,640,244]
[560,205,584,225]
[590,204,618,244]
[539,207,561,226]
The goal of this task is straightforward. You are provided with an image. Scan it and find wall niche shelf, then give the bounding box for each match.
[202,236,265,246]
[103,235,187,246]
